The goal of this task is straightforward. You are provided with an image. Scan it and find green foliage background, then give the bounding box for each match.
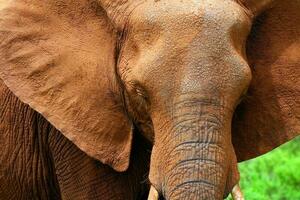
[227,136,300,200]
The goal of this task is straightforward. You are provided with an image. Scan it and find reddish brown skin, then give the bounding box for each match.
[0,0,299,199]
[0,80,151,199]
[233,0,300,161]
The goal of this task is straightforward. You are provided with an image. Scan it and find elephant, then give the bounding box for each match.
[0,0,299,199]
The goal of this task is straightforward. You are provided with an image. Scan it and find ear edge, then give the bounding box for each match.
[237,0,275,18]
[233,0,300,161]
[0,0,133,172]
[0,75,133,172]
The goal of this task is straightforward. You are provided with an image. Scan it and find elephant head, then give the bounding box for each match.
[0,0,299,199]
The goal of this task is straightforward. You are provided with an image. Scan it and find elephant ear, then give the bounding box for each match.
[0,0,132,171]
[233,0,300,161]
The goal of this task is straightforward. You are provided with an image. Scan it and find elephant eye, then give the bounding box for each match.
[135,87,149,100]
[127,81,149,101]
[123,80,151,119]
[123,81,152,134]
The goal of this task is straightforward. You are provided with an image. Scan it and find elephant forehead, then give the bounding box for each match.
[128,0,251,33]
[119,1,251,79]
[118,0,252,106]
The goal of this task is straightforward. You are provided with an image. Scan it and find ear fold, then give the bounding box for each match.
[0,0,132,171]
[237,0,275,17]
[233,0,300,161]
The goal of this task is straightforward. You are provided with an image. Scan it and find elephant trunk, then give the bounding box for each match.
[150,97,239,199]
[164,137,228,199]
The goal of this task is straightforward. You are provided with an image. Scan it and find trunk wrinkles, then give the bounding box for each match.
[156,97,233,200]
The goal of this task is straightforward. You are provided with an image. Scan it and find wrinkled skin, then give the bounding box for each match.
[120,1,252,199]
[0,0,299,199]
[0,80,151,199]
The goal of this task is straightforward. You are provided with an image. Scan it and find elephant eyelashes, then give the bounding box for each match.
[135,87,148,99]
[126,82,150,105]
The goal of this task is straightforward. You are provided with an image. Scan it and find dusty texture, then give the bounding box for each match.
[0,0,299,199]
[0,80,151,199]
[0,81,61,199]
[233,0,300,161]
[0,0,132,172]
[118,1,252,199]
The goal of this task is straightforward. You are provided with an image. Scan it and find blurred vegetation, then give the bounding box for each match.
[227,136,300,200]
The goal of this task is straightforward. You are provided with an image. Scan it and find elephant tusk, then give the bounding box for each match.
[148,186,159,200]
[231,184,245,200]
